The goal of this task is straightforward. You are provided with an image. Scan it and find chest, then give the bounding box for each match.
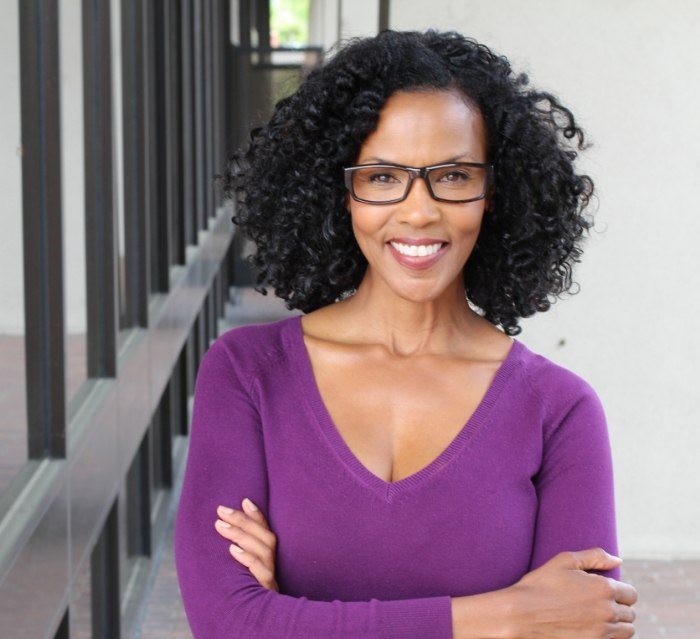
[306,341,504,484]
[264,374,541,601]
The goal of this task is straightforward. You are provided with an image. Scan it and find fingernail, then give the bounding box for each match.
[216,519,232,529]
[218,505,233,515]
[242,497,258,512]
[230,543,244,554]
[607,552,623,562]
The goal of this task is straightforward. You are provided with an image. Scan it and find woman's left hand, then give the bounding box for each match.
[215,498,279,592]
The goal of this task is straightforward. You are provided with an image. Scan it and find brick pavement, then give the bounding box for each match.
[135,516,192,639]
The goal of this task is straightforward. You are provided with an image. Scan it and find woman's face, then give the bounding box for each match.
[346,88,491,303]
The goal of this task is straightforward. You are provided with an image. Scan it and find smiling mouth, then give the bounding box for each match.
[386,240,448,256]
[386,240,450,270]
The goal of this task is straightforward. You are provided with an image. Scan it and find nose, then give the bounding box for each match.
[398,174,441,224]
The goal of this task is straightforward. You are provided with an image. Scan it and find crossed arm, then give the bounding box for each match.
[175,340,635,638]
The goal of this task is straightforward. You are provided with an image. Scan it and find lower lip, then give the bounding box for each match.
[387,242,449,270]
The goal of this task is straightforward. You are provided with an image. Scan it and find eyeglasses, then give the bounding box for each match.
[343,162,494,204]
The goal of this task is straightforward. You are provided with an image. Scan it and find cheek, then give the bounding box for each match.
[455,208,485,238]
[349,205,385,238]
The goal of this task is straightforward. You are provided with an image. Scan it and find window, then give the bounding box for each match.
[0,0,27,499]
[270,0,311,47]
[59,0,90,410]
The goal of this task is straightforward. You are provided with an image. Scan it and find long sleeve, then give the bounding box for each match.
[173,338,454,639]
[526,382,621,581]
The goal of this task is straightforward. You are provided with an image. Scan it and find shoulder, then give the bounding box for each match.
[517,341,606,434]
[203,316,296,383]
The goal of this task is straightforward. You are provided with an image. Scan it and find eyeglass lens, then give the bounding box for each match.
[350,165,488,202]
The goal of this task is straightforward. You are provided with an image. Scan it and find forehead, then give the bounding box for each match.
[356,89,488,165]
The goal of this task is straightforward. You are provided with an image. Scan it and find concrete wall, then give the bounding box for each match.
[383,1,700,559]
[309,0,341,53]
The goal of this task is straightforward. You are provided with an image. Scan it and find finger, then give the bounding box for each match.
[612,603,636,624]
[606,578,639,606]
[228,543,278,590]
[241,497,269,528]
[217,505,277,550]
[219,509,277,550]
[215,520,275,567]
[240,498,278,546]
[609,621,636,638]
[561,547,622,572]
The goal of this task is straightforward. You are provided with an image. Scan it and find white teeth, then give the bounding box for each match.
[390,241,444,257]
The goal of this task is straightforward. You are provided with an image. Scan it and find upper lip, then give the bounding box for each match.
[388,237,448,246]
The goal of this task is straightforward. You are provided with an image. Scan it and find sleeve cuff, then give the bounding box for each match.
[377,595,453,639]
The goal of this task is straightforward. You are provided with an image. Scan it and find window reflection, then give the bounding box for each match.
[59,0,89,408]
[111,0,128,331]
[70,555,92,639]
[0,0,28,497]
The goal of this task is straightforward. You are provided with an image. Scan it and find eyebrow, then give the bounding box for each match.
[359,152,481,164]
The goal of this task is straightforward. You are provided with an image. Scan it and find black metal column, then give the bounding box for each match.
[83,0,117,378]
[19,0,66,459]
[121,0,149,327]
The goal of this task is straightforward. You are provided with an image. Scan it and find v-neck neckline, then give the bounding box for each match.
[284,313,524,502]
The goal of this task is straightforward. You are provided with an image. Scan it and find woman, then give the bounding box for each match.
[174,29,638,638]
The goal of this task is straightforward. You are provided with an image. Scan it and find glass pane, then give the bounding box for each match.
[60,0,88,406]
[430,165,488,200]
[111,0,128,330]
[352,166,409,201]
[70,556,92,639]
[126,431,151,585]
[0,0,28,496]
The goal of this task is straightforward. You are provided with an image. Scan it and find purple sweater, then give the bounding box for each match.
[174,314,620,638]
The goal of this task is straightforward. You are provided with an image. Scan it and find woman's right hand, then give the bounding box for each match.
[504,547,638,639]
[214,499,279,592]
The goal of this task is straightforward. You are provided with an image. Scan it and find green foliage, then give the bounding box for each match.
[270,0,310,47]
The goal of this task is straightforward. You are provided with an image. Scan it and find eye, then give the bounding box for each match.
[368,171,401,183]
[439,170,471,183]
[353,167,405,186]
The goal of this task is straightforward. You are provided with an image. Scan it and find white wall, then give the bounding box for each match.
[60,0,87,335]
[339,0,379,40]
[310,0,341,53]
[0,0,23,334]
[385,1,700,559]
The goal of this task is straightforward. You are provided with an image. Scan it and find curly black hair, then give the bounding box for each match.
[223,28,597,336]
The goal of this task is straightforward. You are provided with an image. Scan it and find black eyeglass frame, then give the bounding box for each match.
[343,162,495,205]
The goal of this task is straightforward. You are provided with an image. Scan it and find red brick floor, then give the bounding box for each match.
[135,519,193,639]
